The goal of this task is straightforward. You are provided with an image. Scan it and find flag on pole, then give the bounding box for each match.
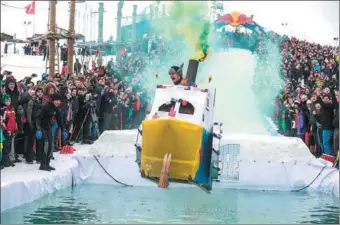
[25,1,36,15]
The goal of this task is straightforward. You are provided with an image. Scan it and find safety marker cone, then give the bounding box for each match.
[60,145,76,154]
[321,153,335,163]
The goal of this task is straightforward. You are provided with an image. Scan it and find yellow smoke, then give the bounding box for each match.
[164,1,209,46]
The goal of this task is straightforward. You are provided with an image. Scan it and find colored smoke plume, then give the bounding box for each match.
[153,1,210,57]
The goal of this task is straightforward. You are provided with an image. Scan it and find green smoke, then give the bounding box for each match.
[153,1,210,55]
[141,1,212,89]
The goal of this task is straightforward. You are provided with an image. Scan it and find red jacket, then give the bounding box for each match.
[134,97,141,112]
[61,66,68,75]
[120,47,127,56]
[2,106,18,132]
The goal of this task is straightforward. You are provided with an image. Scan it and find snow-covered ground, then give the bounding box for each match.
[1,53,46,81]
[1,41,115,82]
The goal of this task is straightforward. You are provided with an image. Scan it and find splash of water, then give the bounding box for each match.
[197,49,268,134]
[195,35,283,134]
[252,37,284,117]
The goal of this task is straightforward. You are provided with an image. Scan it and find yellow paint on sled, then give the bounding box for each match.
[141,118,203,181]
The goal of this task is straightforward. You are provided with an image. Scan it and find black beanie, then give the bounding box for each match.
[171,66,180,71]
[169,64,183,77]
[51,93,62,101]
[35,87,43,93]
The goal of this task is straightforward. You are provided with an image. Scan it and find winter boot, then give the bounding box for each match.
[39,164,51,171]
[13,154,22,163]
[4,160,15,167]
[82,139,93,145]
[39,157,51,171]
[46,158,55,171]
[47,165,55,170]
[40,142,51,171]
[0,160,4,170]
[3,154,14,167]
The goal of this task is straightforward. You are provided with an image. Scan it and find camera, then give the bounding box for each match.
[85,101,96,109]
[84,93,97,109]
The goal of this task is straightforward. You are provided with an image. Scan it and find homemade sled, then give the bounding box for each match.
[135,60,223,191]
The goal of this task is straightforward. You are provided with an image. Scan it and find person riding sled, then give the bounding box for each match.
[168,41,209,87]
[168,63,187,86]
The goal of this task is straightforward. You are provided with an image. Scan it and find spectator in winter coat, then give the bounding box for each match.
[74,59,82,75]
[61,62,69,76]
[43,83,56,103]
[294,101,307,141]
[314,90,335,162]
[100,87,117,132]
[1,94,18,167]
[5,76,19,108]
[26,88,44,163]
[36,93,66,171]
[330,88,339,156]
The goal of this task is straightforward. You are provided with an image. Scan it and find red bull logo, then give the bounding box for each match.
[217,11,254,27]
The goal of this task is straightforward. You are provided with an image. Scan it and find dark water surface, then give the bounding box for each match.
[1,184,339,224]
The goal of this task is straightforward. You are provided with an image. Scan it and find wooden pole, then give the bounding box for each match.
[83,4,86,41]
[132,5,137,54]
[90,9,93,41]
[116,0,123,63]
[33,9,36,36]
[98,2,104,44]
[67,0,76,74]
[48,0,57,79]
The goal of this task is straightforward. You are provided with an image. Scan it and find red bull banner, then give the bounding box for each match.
[217,11,254,27]
[215,11,265,34]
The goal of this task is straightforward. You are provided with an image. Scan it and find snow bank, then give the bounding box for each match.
[1,152,81,212]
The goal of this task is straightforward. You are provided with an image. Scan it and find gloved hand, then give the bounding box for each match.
[35,129,42,140]
[53,123,58,129]
[62,131,68,140]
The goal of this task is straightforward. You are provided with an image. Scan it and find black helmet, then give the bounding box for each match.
[168,63,184,77]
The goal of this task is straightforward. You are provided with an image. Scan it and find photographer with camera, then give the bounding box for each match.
[100,87,117,133]
[76,85,99,144]
[72,88,86,143]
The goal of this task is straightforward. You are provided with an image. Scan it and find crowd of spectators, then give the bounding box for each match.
[274,37,339,162]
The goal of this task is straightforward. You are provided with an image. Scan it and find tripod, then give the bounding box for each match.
[74,107,101,143]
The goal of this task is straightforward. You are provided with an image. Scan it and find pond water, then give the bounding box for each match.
[1,184,338,224]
